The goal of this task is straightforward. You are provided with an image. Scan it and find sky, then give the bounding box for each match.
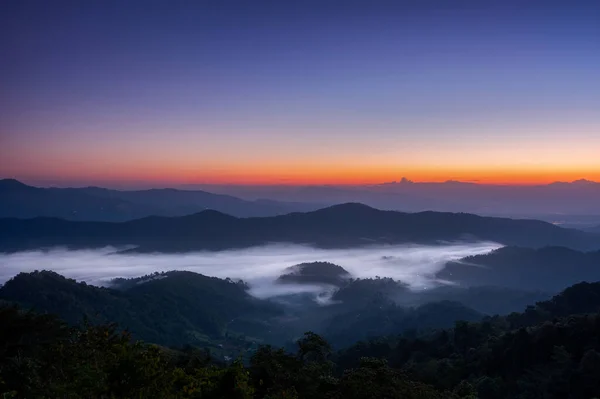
[1,0,599,187]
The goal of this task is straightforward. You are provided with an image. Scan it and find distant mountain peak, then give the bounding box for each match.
[0,178,31,190]
[379,177,414,185]
[549,178,597,186]
[318,202,378,213]
[187,209,239,220]
[571,179,597,185]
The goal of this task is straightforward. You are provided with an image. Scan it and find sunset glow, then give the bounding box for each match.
[1,1,599,188]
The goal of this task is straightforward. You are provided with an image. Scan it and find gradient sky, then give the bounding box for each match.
[1,0,599,187]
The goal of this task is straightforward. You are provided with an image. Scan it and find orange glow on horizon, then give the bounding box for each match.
[11,166,600,187]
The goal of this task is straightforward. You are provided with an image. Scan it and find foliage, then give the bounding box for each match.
[277,262,351,286]
[3,279,600,397]
[4,273,600,397]
[0,308,456,398]
[335,283,600,398]
[0,270,281,349]
[440,246,600,292]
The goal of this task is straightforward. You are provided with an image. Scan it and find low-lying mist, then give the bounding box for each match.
[0,242,501,299]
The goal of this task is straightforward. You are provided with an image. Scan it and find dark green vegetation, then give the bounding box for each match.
[336,281,600,398]
[0,178,320,221]
[3,280,600,398]
[277,262,351,286]
[439,246,600,292]
[0,307,467,399]
[2,203,599,252]
[0,270,553,351]
[0,271,280,350]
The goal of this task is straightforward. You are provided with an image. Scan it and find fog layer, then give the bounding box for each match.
[0,242,501,298]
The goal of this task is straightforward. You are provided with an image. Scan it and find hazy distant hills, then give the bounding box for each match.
[188,178,600,222]
[440,246,600,292]
[0,179,322,221]
[1,203,598,252]
[586,225,600,233]
[4,178,600,227]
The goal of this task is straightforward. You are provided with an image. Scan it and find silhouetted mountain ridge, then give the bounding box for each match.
[0,179,323,221]
[190,178,600,217]
[1,203,599,252]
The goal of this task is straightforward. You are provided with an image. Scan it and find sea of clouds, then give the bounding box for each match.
[0,242,501,298]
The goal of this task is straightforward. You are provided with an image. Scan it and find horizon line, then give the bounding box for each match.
[2,177,599,190]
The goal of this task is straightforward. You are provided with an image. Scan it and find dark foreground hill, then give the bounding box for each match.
[0,270,280,347]
[0,266,581,349]
[1,203,598,252]
[0,270,491,349]
[440,246,600,292]
[3,280,600,398]
[0,178,320,221]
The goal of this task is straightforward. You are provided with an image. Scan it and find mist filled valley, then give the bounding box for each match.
[0,212,600,399]
[3,0,600,396]
[2,234,600,346]
[2,184,600,398]
[0,242,501,292]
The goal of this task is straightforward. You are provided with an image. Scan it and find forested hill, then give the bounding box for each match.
[335,281,600,398]
[1,203,598,252]
[0,271,490,349]
[0,270,281,347]
[2,280,600,397]
[440,246,600,292]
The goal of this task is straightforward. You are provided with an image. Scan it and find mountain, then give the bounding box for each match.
[0,179,148,221]
[6,178,600,226]
[0,270,281,347]
[0,268,529,352]
[335,281,600,398]
[277,262,351,286]
[439,246,600,292]
[323,300,483,348]
[1,203,598,252]
[0,179,322,221]
[184,179,600,218]
[0,270,487,348]
[4,278,600,399]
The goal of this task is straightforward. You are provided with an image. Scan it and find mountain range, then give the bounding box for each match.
[0,179,322,221]
[0,269,555,349]
[4,179,600,227]
[186,179,600,223]
[1,203,599,252]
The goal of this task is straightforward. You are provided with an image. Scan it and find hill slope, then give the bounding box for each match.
[439,246,600,292]
[0,203,598,252]
[1,269,545,349]
[0,179,320,221]
[4,280,600,398]
[0,270,281,346]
